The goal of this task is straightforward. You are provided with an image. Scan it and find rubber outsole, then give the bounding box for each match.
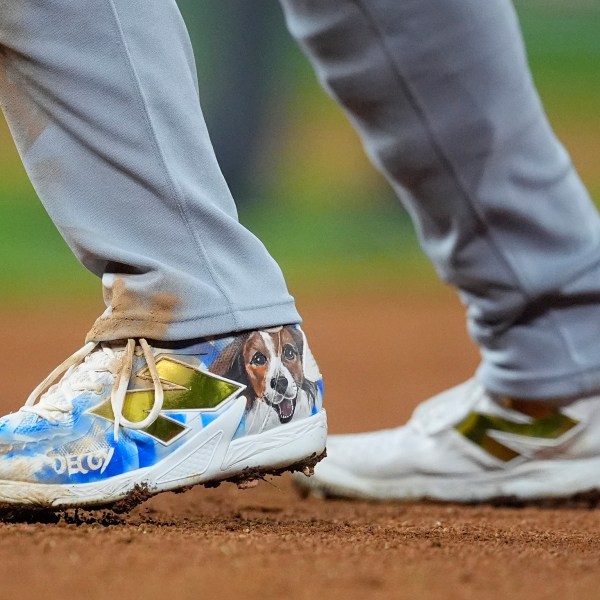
[110,448,327,513]
[293,460,600,509]
[0,405,328,514]
[294,476,600,508]
[0,449,327,522]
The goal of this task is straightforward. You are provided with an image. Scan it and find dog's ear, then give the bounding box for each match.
[210,334,255,409]
[285,326,318,410]
[210,335,247,379]
[285,325,304,356]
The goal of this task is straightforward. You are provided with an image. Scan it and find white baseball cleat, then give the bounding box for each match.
[294,378,600,503]
[0,325,326,511]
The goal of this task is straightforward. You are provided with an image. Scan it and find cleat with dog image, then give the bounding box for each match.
[210,326,320,434]
[0,325,326,509]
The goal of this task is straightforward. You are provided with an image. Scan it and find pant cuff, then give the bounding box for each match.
[86,300,302,343]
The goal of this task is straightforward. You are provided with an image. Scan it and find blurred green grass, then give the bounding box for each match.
[0,2,598,301]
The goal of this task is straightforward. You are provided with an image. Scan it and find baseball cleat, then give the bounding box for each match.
[0,325,326,510]
[295,378,600,503]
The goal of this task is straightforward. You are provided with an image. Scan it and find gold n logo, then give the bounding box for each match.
[454,400,578,462]
[89,356,244,444]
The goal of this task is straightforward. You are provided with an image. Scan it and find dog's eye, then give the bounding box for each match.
[282,344,297,360]
[251,352,267,366]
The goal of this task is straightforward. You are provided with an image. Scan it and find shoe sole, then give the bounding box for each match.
[293,451,600,505]
[0,399,327,511]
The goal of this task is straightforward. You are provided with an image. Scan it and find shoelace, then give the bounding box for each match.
[20,338,164,441]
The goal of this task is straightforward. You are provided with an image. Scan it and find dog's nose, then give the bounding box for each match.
[270,376,288,395]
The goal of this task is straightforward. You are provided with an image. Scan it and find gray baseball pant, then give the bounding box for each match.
[1,0,599,400]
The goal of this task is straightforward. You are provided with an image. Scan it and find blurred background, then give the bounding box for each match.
[0,1,598,306]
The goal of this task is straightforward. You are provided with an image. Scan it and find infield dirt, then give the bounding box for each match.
[1,288,600,600]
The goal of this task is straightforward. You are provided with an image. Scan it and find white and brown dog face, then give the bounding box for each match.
[209,325,316,428]
[242,329,303,423]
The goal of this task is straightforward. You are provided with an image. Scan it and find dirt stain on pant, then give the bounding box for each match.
[0,0,52,155]
[86,277,179,342]
[0,50,49,156]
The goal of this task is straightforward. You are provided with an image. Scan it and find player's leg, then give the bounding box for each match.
[1,0,298,340]
[0,0,325,509]
[280,0,600,500]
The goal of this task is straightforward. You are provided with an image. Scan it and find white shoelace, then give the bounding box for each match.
[20,338,164,441]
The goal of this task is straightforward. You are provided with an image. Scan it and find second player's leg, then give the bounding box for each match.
[280,0,600,400]
[281,0,600,501]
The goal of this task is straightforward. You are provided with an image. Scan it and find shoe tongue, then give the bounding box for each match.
[84,344,132,375]
[40,347,117,408]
